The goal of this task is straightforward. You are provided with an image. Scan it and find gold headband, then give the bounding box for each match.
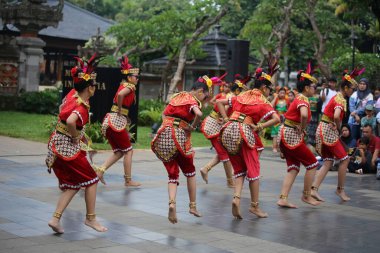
[344,74,358,88]
[121,68,140,75]
[78,72,97,81]
[301,73,317,83]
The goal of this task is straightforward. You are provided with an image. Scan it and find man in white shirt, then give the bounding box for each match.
[320,77,338,112]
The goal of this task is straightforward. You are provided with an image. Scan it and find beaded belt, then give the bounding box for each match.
[321,114,333,123]
[55,121,81,137]
[284,119,300,128]
[209,110,221,119]
[163,116,190,129]
[229,111,253,125]
[111,105,129,116]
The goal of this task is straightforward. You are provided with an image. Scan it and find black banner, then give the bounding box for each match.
[62,67,139,142]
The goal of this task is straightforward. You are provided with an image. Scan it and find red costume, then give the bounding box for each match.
[101,56,138,153]
[200,92,230,162]
[151,92,201,184]
[279,94,319,172]
[102,82,135,152]
[315,93,348,161]
[46,91,99,190]
[220,90,276,180]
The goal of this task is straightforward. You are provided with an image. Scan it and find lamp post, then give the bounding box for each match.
[350,26,358,70]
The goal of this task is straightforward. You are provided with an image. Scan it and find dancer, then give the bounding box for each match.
[277,64,320,208]
[217,66,280,219]
[151,75,216,224]
[45,54,107,234]
[311,68,364,202]
[97,55,141,186]
[200,74,234,188]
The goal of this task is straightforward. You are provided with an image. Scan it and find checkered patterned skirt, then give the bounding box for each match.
[279,125,304,149]
[220,121,255,155]
[200,115,222,139]
[315,121,340,155]
[151,125,193,162]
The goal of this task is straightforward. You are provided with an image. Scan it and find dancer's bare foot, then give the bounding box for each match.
[277,198,298,208]
[301,196,321,206]
[200,168,208,184]
[232,195,242,219]
[336,187,350,201]
[311,187,325,202]
[168,200,177,224]
[189,202,202,217]
[48,217,64,234]
[227,178,235,188]
[85,215,108,232]
[124,175,141,187]
[125,180,141,187]
[249,202,268,218]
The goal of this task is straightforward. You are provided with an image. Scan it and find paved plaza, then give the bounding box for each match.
[0,135,379,253]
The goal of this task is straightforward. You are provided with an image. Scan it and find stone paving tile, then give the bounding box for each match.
[1,136,380,253]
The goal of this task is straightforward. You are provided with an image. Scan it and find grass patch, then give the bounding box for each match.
[0,111,211,150]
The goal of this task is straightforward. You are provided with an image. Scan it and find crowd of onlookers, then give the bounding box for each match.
[271,77,380,179]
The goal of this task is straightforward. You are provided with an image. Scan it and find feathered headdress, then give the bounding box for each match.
[342,67,365,88]
[120,55,139,75]
[71,53,101,84]
[197,75,224,96]
[255,55,279,85]
[298,62,318,84]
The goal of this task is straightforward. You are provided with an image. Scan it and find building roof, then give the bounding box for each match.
[145,25,229,70]
[0,1,115,41]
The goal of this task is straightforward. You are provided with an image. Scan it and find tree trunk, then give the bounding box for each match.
[159,58,175,101]
[166,5,229,102]
[307,0,331,78]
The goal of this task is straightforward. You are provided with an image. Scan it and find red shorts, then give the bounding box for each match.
[52,150,99,190]
[106,128,132,153]
[163,153,196,184]
[255,132,264,151]
[321,140,348,161]
[229,142,260,181]
[210,137,229,162]
[280,142,318,172]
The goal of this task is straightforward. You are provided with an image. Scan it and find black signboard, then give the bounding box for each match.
[62,67,139,142]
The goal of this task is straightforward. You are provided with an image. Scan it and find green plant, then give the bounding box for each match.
[17,89,60,114]
[45,115,59,135]
[138,107,162,126]
[85,122,107,143]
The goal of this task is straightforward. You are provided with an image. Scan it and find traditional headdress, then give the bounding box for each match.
[71,53,100,86]
[342,67,365,88]
[254,56,279,87]
[120,55,139,75]
[297,62,318,84]
[197,75,223,96]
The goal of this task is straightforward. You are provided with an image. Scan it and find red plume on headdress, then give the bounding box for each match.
[71,53,100,83]
[350,67,365,79]
[210,72,227,85]
[298,62,317,83]
[120,55,132,71]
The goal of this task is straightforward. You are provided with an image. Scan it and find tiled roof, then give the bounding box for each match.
[0,1,115,41]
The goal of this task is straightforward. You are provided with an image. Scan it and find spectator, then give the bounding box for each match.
[348,136,373,174]
[361,124,380,170]
[320,77,337,112]
[361,104,377,130]
[340,124,357,155]
[348,78,374,140]
[288,90,295,104]
[307,87,319,150]
[271,87,288,153]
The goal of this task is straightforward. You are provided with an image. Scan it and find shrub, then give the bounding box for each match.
[138,99,164,126]
[85,122,107,143]
[18,89,60,114]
